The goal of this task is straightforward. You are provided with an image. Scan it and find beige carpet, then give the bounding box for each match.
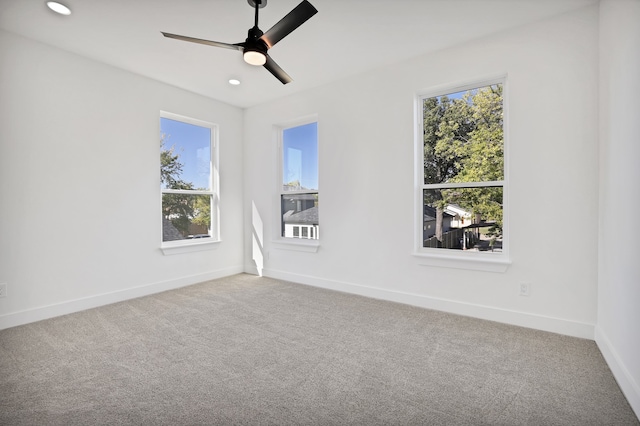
[1,273,638,425]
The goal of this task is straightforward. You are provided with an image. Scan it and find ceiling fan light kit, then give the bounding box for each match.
[162,0,317,84]
[46,1,72,15]
[244,50,267,66]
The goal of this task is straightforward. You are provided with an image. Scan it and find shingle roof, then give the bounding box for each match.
[163,217,184,241]
[284,206,319,224]
[423,205,455,221]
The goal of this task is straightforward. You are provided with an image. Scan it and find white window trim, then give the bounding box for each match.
[413,76,510,272]
[160,239,221,256]
[272,114,320,253]
[160,111,220,255]
[271,238,320,253]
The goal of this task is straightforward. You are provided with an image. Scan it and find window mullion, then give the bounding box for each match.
[281,190,319,195]
[422,181,504,190]
[162,189,213,195]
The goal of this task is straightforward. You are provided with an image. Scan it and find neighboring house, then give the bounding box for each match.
[445,204,474,229]
[423,203,478,241]
[283,206,319,239]
[423,205,454,240]
[281,193,316,214]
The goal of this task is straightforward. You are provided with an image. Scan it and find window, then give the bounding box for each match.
[416,79,506,258]
[160,112,218,245]
[279,121,319,240]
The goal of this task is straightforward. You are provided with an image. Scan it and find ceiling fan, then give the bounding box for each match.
[162,0,318,84]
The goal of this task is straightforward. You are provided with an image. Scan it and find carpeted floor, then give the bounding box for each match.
[0,274,638,425]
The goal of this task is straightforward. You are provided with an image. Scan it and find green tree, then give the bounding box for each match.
[423,85,504,247]
[161,133,193,190]
[161,134,203,237]
[423,94,475,242]
[192,195,211,229]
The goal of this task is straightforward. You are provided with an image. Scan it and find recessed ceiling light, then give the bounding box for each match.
[228,79,241,86]
[46,1,72,15]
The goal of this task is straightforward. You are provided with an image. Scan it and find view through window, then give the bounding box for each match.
[280,122,318,239]
[160,113,217,243]
[419,82,504,253]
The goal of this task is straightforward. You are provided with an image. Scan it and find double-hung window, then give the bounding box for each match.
[160,112,219,246]
[279,121,319,240]
[416,78,507,264]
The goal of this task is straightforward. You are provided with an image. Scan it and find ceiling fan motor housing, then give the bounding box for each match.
[244,26,268,64]
[247,0,267,8]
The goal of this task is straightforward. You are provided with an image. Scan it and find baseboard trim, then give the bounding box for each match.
[595,326,640,420]
[262,268,595,340]
[0,266,244,330]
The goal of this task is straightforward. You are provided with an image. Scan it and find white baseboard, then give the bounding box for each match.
[0,265,244,330]
[262,268,595,340]
[595,326,640,420]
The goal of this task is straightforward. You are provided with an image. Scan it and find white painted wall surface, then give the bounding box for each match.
[244,6,599,339]
[0,4,636,416]
[596,0,640,418]
[0,31,244,328]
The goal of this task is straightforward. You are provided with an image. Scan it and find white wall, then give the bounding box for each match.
[0,3,636,417]
[0,31,245,329]
[244,5,599,339]
[596,0,640,418]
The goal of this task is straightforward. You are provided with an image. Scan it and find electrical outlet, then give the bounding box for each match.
[0,283,6,298]
[519,282,530,297]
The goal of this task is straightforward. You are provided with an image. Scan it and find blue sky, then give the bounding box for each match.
[161,117,211,190]
[442,89,472,101]
[282,122,318,190]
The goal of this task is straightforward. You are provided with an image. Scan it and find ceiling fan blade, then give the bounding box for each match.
[161,32,243,51]
[264,55,292,84]
[261,0,317,48]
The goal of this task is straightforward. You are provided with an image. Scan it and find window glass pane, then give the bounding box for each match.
[423,84,503,185]
[161,118,212,191]
[162,194,211,241]
[423,187,503,252]
[282,122,318,192]
[281,193,318,239]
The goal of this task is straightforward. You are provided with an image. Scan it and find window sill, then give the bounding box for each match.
[160,239,221,256]
[271,238,320,253]
[412,251,511,273]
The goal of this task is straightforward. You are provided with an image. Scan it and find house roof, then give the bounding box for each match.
[423,205,455,222]
[445,204,472,217]
[284,206,318,225]
[162,217,184,241]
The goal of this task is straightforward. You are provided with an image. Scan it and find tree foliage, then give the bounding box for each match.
[161,134,210,238]
[423,85,504,244]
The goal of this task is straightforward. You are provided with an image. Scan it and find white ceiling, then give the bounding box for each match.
[0,0,596,108]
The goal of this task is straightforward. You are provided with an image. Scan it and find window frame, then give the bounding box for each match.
[413,77,510,272]
[273,115,320,252]
[160,111,220,255]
